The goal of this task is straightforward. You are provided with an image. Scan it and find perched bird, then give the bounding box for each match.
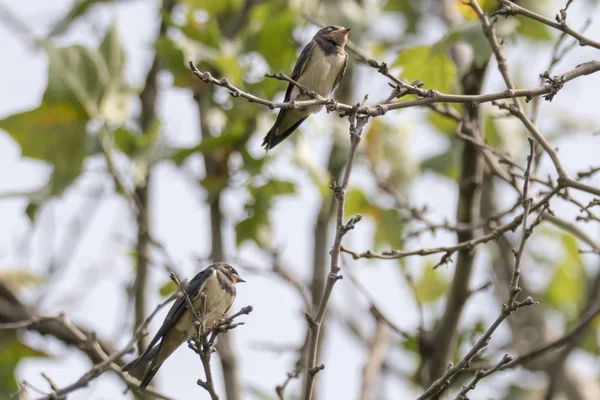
[262,25,350,150]
[123,262,245,392]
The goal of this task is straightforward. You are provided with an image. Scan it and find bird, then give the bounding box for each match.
[122,262,245,392]
[262,25,350,150]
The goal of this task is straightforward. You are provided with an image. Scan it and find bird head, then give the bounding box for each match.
[215,262,246,284]
[315,25,351,48]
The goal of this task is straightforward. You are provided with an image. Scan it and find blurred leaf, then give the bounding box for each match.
[415,263,448,302]
[426,110,458,137]
[43,44,106,118]
[0,270,43,292]
[0,332,49,397]
[99,23,125,81]
[420,141,461,181]
[236,179,295,247]
[545,234,585,315]
[364,119,413,189]
[25,203,39,221]
[0,103,87,195]
[213,55,244,83]
[400,337,419,353]
[159,280,177,297]
[43,27,133,123]
[98,24,134,124]
[184,0,242,15]
[484,114,503,148]
[155,38,195,88]
[579,317,600,354]
[345,188,369,217]
[382,0,420,34]
[373,208,403,249]
[114,120,159,157]
[171,130,243,165]
[49,0,111,37]
[393,46,457,93]
[515,15,552,41]
[455,0,495,19]
[431,22,492,67]
[247,4,297,72]
[180,12,222,48]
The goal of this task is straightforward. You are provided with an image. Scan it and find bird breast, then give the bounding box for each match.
[292,45,346,114]
[177,272,234,337]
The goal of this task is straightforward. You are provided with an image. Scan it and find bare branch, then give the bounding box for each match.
[495,0,600,49]
[302,111,370,400]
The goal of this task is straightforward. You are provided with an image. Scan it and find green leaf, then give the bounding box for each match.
[578,317,600,354]
[180,12,222,48]
[373,208,403,249]
[545,234,585,316]
[382,0,420,34]
[516,15,552,41]
[171,132,242,165]
[184,0,243,15]
[0,332,49,397]
[247,4,297,72]
[43,28,133,124]
[0,103,87,195]
[431,22,492,68]
[415,263,449,302]
[49,0,111,37]
[484,114,503,148]
[393,46,457,93]
[43,44,108,118]
[98,24,133,124]
[344,188,369,217]
[0,270,43,291]
[99,23,125,82]
[426,110,458,137]
[420,141,461,181]
[159,280,177,297]
[213,55,244,83]
[236,179,295,247]
[113,120,159,157]
[155,38,194,88]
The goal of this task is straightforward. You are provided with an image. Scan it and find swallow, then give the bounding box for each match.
[262,25,350,150]
[123,262,245,392]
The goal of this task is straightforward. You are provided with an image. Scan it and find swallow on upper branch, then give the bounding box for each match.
[262,25,350,150]
[122,262,245,392]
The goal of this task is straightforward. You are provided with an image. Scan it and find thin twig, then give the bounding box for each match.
[302,110,370,400]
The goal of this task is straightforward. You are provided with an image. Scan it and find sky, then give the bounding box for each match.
[1,0,600,399]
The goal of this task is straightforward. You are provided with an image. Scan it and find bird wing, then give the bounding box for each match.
[283,39,316,102]
[331,52,348,93]
[133,267,213,366]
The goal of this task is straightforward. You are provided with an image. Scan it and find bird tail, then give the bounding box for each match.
[137,358,163,393]
[262,114,307,151]
[122,346,159,377]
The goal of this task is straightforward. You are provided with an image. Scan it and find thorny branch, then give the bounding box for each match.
[302,109,370,400]
[0,291,183,400]
[168,274,253,400]
[184,4,600,396]
[189,304,254,400]
[188,61,600,117]
[418,138,544,399]
[495,0,600,49]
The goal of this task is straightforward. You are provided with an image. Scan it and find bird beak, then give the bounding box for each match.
[236,277,246,283]
[342,27,351,33]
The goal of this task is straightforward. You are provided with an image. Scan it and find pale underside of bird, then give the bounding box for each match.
[122,263,243,392]
[262,25,350,150]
